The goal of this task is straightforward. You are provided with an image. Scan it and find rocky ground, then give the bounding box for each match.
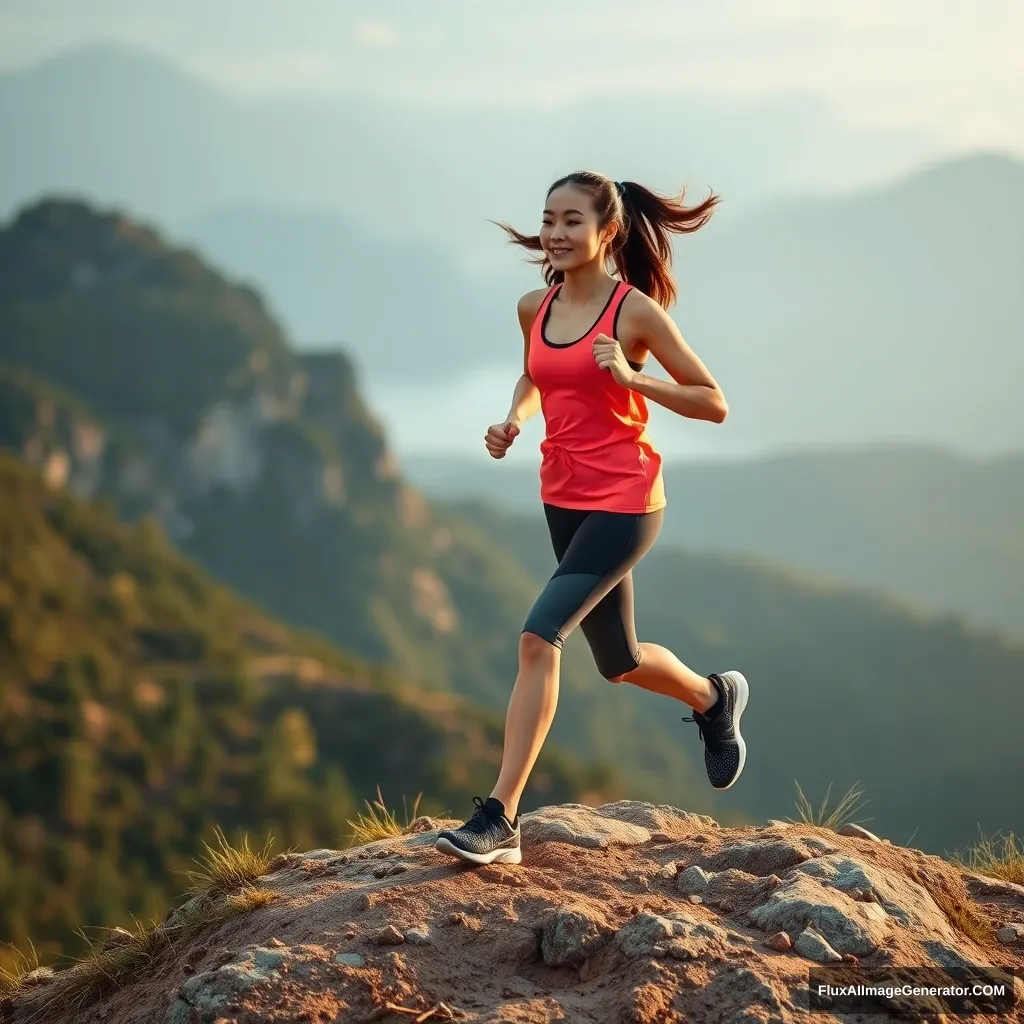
[9,802,1024,1023]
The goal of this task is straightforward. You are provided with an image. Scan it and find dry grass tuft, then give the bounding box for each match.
[0,940,41,997]
[186,825,277,897]
[225,887,281,914]
[344,785,423,847]
[913,877,997,947]
[11,828,284,1021]
[18,918,170,1021]
[790,779,870,831]
[950,829,1024,886]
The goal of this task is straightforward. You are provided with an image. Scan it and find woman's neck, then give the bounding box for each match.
[558,263,618,307]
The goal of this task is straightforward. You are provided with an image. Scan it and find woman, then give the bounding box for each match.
[435,171,749,867]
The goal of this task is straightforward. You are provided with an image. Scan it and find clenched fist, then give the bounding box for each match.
[484,417,521,459]
[592,333,636,387]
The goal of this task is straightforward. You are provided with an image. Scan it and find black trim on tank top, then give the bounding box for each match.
[541,280,623,348]
[613,283,647,373]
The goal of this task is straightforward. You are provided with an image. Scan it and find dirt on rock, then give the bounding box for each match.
[10,801,1024,1024]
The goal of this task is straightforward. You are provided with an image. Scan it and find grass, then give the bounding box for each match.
[18,917,171,1020]
[790,779,871,831]
[950,828,1024,886]
[225,887,281,914]
[344,785,424,847]
[928,887,996,946]
[14,888,284,1023]
[7,826,284,1022]
[186,825,277,897]
[0,940,41,997]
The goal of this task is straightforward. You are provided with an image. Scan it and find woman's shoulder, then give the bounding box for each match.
[517,287,551,327]
[618,285,668,328]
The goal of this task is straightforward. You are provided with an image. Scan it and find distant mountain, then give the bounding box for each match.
[657,151,1024,455]
[0,451,619,961]
[0,41,940,253]
[405,446,1024,639]
[185,203,516,377]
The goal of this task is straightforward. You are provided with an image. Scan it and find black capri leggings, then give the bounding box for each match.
[521,503,663,679]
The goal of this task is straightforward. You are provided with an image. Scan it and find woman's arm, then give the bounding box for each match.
[619,292,728,423]
[506,290,545,424]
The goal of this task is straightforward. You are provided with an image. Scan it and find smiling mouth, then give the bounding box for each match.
[550,248,572,257]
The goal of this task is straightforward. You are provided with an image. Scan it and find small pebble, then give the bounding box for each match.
[375,925,405,945]
[334,952,366,968]
[763,931,793,951]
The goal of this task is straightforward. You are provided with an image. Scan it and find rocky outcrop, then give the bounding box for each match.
[10,802,1024,1024]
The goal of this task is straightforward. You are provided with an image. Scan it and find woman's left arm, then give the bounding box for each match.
[620,295,728,423]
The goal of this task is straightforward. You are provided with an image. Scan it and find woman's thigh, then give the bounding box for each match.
[522,506,662,657]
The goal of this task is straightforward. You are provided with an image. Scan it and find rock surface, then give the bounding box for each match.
[9,801,1024,1024]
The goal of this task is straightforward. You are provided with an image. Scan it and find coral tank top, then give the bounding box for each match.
[527,281,666,514]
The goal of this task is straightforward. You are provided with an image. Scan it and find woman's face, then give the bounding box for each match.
[540,185,616,272]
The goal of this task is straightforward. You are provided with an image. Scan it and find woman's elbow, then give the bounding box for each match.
[709,389,729,423]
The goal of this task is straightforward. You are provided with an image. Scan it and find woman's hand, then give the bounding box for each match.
[592,333,636,387]
[484,417,521,459]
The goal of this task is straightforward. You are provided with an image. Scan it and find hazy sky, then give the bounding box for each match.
[2,0,1024,153]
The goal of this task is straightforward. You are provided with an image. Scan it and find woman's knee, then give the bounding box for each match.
[519,630,559,669]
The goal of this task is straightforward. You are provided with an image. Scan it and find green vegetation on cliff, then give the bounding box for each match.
[0,454,617,965]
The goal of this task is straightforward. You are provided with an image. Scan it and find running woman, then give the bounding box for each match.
[434,172,749,866]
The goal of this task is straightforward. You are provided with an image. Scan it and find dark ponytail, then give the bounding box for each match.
[491,170,718,308]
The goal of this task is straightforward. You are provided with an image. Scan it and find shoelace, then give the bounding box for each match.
[462,795,494,834]
[682,714,708,743]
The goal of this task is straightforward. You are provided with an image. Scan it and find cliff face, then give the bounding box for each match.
[0,199,527,681]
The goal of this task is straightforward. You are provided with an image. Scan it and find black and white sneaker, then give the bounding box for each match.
[434,796,522,866]
[683,671,749,790]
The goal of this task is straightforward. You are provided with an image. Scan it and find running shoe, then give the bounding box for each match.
[434,796,522,865]
[683,671,749,790]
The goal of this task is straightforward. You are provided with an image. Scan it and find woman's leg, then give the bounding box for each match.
[578,517,750,791]
[491,506,662,820]
[580,572,719,712]
[489,631,561,822]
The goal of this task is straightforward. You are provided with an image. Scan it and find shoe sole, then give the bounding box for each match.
[434,837,522,865]
[712,670,748,790]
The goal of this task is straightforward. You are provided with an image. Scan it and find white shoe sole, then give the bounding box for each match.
[713,670,748,790]
[434,837,522,865]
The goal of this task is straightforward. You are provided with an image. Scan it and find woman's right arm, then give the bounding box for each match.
[506,290,544,424]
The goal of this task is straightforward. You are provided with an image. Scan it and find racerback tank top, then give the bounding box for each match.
[527,280,666,514]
